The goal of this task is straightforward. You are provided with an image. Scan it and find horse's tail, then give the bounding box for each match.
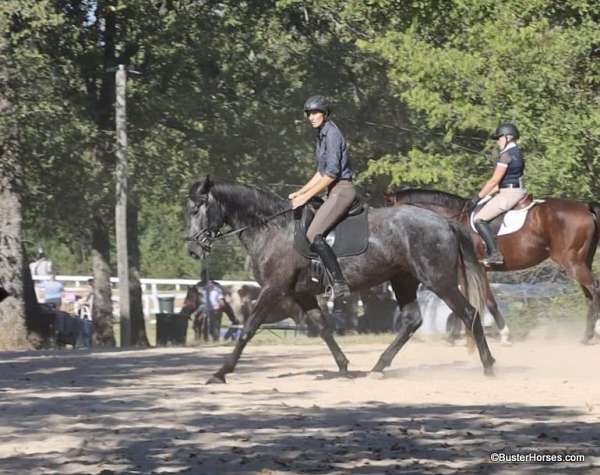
[589,202,600,246]
[450,222,487,320]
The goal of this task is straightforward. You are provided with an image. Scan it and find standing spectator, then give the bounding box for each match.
[77,278,94,319]
[42,272,64,310]
[29,247,53,277]
[198,269,240,341]
[204,280,226,341]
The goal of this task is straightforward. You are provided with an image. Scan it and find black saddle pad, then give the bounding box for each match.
[293,198,369,258]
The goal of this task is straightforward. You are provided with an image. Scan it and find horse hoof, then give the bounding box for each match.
[484,367,495,377]
[500,339,513,347]
[581,338,597,346]
[370,364,385,373]
[206,375,226,384]
[368,371,384,380]
[450,337,468,347]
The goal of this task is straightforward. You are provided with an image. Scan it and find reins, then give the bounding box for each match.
[211,207,294,241]
[186,206,294,244]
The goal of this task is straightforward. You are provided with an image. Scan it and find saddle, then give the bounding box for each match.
[293,196,369,259]
[470,193,545,236]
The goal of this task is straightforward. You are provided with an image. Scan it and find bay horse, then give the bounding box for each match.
[185,176,495,383]
[385,189,600,343]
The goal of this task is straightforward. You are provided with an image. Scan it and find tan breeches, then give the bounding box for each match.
[306,181,357,243]
[474,188,527,221]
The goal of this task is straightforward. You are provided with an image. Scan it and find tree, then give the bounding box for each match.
[360,0,600,198]
[0,1,62,349]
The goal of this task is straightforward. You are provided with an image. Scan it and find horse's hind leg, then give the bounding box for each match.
[371,276,420,373]
[439,286,495,376]
[562,258,599,344]
[485,279,511,345]
[448,272,509,345]
[295,294,350,373]
[445,313,463,343]
[578,279,600,344]
[552,237,600,343]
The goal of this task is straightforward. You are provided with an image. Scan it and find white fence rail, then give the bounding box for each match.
[32,275,257,318]
[33,275,497,332]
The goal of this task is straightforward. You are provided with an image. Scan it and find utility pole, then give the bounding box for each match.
[115,64,130,347]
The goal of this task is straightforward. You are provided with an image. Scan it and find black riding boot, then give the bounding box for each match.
[474,220,504,265]
[311,235,351,304]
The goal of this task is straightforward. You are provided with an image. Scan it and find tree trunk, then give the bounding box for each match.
[87,1,118,347]
[128,203,149,346]
[0,36,29,350]
[91,218,116,346]
[0,162,29,350]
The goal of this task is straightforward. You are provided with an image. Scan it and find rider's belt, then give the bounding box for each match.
[500,184,521,189]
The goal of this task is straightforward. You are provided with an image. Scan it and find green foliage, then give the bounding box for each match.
[138,201,251,280]
[361,0,600,197]
[10,0,600,279]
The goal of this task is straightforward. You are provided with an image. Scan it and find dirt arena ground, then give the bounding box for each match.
[1,324,599,474]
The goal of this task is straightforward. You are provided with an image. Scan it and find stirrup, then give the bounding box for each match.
[481,252,504,266]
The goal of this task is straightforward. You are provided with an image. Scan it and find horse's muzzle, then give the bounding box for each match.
[186,229,214,259]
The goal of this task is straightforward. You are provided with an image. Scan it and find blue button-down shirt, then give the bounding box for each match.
[315,120,352,181]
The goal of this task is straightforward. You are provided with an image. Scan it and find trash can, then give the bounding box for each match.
[157,296,175,313]
[156,313,189,346]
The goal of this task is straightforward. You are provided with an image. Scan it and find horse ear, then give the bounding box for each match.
[202,175,213,191]
[190,175,214,203]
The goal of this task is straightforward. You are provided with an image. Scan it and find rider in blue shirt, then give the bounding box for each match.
[289,96,356,303]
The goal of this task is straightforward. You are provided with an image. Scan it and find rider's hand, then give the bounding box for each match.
[288,191,298,200]
[469,196,481,208]
[291,194,310,209]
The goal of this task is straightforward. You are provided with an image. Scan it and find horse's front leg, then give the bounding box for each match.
[207,286,282,384]
[295,294,350,373]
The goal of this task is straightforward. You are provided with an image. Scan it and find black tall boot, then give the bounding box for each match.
[474,220,504,265]
[311,235,350,303]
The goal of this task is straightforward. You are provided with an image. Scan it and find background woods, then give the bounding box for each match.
[0,0,598,347]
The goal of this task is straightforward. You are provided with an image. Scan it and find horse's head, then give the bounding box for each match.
[185,175,225,259]
[180,284,202,317]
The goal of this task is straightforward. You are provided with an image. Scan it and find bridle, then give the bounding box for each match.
[185,197,294,254]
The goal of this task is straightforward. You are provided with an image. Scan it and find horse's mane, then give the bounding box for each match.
[211,183,289,226]
[390,189,467,211]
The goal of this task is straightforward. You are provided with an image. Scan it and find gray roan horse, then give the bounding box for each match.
[186,176,496,383]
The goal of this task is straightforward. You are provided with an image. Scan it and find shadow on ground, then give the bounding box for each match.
[0,347,597,474]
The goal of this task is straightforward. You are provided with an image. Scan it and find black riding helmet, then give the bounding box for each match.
[491,123,520,140]
[303,95,331,117]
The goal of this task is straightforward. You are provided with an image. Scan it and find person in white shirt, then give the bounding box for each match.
[204,280,225,341]
[29,247,53,277]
